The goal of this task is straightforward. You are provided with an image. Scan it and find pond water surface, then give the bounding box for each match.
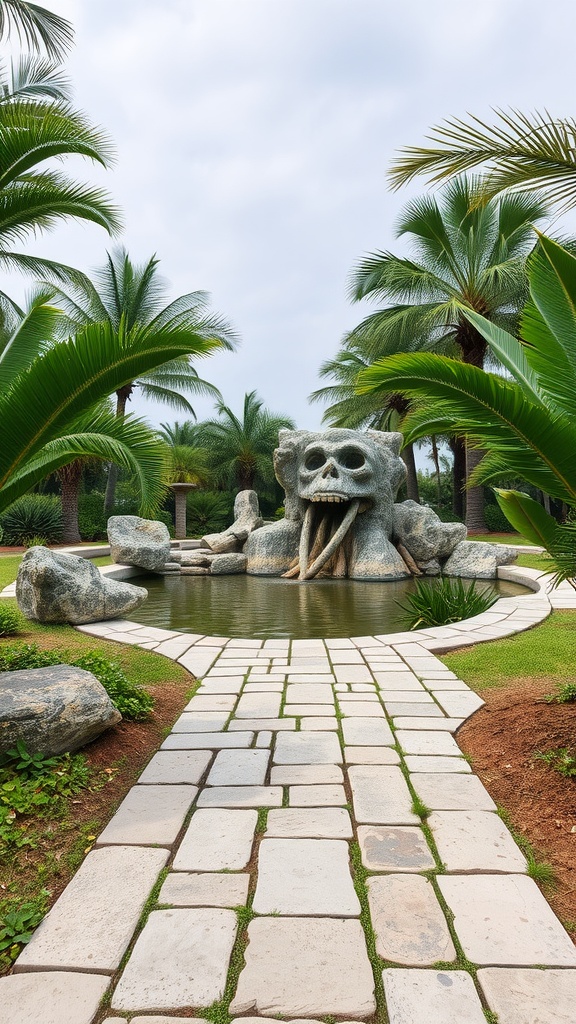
[128,574,529,640]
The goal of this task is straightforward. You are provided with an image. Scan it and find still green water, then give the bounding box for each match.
[128,574,528,640]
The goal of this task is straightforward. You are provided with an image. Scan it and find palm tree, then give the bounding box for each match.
[388,108,576,212]
[357,233,576,583]
[348,175,549,530]
[0,1,73,62]
[159,419,200,447]
[196,391,295,492]
[46,247,236,509]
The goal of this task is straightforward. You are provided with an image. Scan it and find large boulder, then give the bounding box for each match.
[393,501,466,564]
[0,664,122,757]
[443,540,517,579]
[107,515,171,572]
[16,547,148,624]
[202,490,263,553]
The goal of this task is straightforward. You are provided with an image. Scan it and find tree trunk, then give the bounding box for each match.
[430,436,442,505]
[401,443,419,502]
[465,446,487,533]
[104,386,132,512]
[174,491,187,539]
[450,437,465,520]
[59,461,83,544]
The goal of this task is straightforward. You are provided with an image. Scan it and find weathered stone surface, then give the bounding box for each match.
[112,909,237,1010]
[393,500,466,562]
[185,694,237,712]
[173,808,257,870]
[138,750,212,785]
[368,875,455,965]
[382,969,487,1024]
[439,875,576,965]
[171,711,229,731]
[197,786,282,807]
[14,846,167,972]
[253,838,360,916]
[96,785,195,846]
[207,749,269,786]
[404,754,471,773]
[203,490,263,552]
[159,872,249,908]
[342,718,394,746]
[108,515,171,571]
[162,731,254,749]
[0,664,121,757]
[344,746,401,765]
[230,917,376,1016]
[477,967,576,1024]
[270,764,343,785]
[235,692,282,718]
[349,765,419,825]
[211,553,248,574]
[0,972,110,1024]
[266,807,353,838]
[443,540,517,578]
[358,825,435,871]
[274,732,342,764]
[289,784,347,806]
[16,546,147,624]
[396,730,462,755]
[285,683,335,703]
[411,773,495,811]
[429,811,527,872]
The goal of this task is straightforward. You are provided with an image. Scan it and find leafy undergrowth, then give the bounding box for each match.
[400,576,498,630]
[534,747,576,778]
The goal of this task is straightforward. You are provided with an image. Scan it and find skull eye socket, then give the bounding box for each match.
[339,447,365,470]
[304,450,326,471]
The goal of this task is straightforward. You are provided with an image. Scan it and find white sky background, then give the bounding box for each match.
[7,0,576,443]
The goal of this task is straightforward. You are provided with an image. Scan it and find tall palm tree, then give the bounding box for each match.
[348,175,549,530]
[357,233,576,582]
[46,247,236,509]
[0,1,73,62]
[388,108,576,212]
[196,391,295,492]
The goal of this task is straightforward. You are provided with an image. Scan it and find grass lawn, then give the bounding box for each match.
[468,532,536,546]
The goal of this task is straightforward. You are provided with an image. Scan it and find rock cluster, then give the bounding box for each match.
[107,515,171,572]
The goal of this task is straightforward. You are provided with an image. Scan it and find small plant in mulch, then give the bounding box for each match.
[546,680,576,704]
[534,747,576,779]
[399,576,498,630]
[0,642,154,720]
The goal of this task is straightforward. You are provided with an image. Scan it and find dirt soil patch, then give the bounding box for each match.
[458,677,576,940]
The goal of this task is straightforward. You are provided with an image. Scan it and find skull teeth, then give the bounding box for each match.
[311,494,346,503]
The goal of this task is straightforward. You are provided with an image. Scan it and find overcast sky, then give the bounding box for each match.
[11,0,576,431]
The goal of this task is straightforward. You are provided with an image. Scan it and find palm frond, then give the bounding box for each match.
[0,1,74,62]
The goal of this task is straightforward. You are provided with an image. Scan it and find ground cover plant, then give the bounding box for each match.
[400,576,497,629]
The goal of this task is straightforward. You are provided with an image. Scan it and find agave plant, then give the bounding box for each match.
[357,233,576,584]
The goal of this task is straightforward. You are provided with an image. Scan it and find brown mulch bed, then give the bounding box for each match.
[458,678,576,940]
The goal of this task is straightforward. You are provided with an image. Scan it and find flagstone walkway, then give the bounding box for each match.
[2,566,576,1023]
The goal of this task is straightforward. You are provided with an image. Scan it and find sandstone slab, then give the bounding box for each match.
[138,750,212,785]
[396,730,462,755]
[112,909,237,1010]
[171,711,229,732]
[207,749,269,787]
[197,786,282,807]
[349,765,419,825]
[159,872,249,908]
[285,684,335,703]
[228,718,295,731]
[477,967,576,1024]
[358,825,435,871]
[162,731,253,749]
[411,773,495,811]
[235,692,282,718]
[342,717,394,746]
[300,716,338,729]
[289,784,347,806]
[0,971,110,1024]
[173,808,257,870]
[404,755,471,773]
[96,785,195,846]
[274,732,342,764]
[266,807,353,838]
[253,838,360,916]
[270,764,343,785]
[344,746,400,765]
[382,968,487,1024]
[368,874,455,965]
[230,917,376,1016]
[429,811,526,872]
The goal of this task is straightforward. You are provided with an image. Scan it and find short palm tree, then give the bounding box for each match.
[357,233,576,583]
[46,247,236,508]
[197,391,295,492]
[388,108,576,212]
[348,175,549,529]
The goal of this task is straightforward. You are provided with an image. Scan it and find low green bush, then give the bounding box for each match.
[186,490,234,535]
[547,681,576,704]
[0,602,24,637]
[400,576,498,630]
[0,643,154,720]
[484,502,515,533]
[534,747,576,777]
[0,495,63,546]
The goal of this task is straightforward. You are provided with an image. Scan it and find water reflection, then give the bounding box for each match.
[129,574,528,640]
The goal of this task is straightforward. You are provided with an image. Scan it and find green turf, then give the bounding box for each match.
[0,554,22,590]
[468,533,535,546]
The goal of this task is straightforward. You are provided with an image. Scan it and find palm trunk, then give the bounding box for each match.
[450,437,465,520]
[465,446,487,533]
[59,461,83,544]
[104,386,132,512]
[401,443,419,502]
[430,435,442,505]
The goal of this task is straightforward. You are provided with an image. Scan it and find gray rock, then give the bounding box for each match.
[211,553,248,575]
[107,515,171,571]
[393,501,466,562]
[203,490,263,552]
[16,547,147,624]
[443,540,517,578]
[0,664,121,757]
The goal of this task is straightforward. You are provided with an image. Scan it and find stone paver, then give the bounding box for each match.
[285,683,335,703]
[274,731,342,763]
[344,745,400,764]
[138,750,212,785]
[396,730,462,756]
[382,968,487,1024]
[340,701,386,717]
[477,967,576,1024]
[230,917,376,1016]
[253,838,360,916]
[235,692,282,718]
[207,749,270,786]
[349,765,419,825]
[266,807,353,838]
[197,785,283,807]
[228,717,295,731]
[429,810,527,872]
[410,772,496,810]
[172,711,229,731]
[96,785,196,846]
[439,875,576,965]
[300,715,339,729]
[270,764,343,784]
[358,825,435,871]
[112,909,237,1010]
[173,808,257,870]
[404,754,471,773]
[289,784,347,806]
[0,972,110,1024]
[368,875,455,965]
[342,717,394,746]
[159,872,249,907]
[162,731,254,749]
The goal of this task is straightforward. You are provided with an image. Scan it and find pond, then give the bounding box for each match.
[128,574,529,640]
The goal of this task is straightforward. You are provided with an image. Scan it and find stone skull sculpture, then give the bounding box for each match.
[245,428,411,580]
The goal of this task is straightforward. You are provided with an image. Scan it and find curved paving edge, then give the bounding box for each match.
[3,565,576,1024]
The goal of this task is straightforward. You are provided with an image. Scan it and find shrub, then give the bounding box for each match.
[0,495,63,546]
[484,502,516,533]
[400,576,498,630]
[78,491,107,541]
[186,490,234,536]
[0,602,24,637]
[547,681,576,704]
[534,747,576,777]
[0,643,154,720]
